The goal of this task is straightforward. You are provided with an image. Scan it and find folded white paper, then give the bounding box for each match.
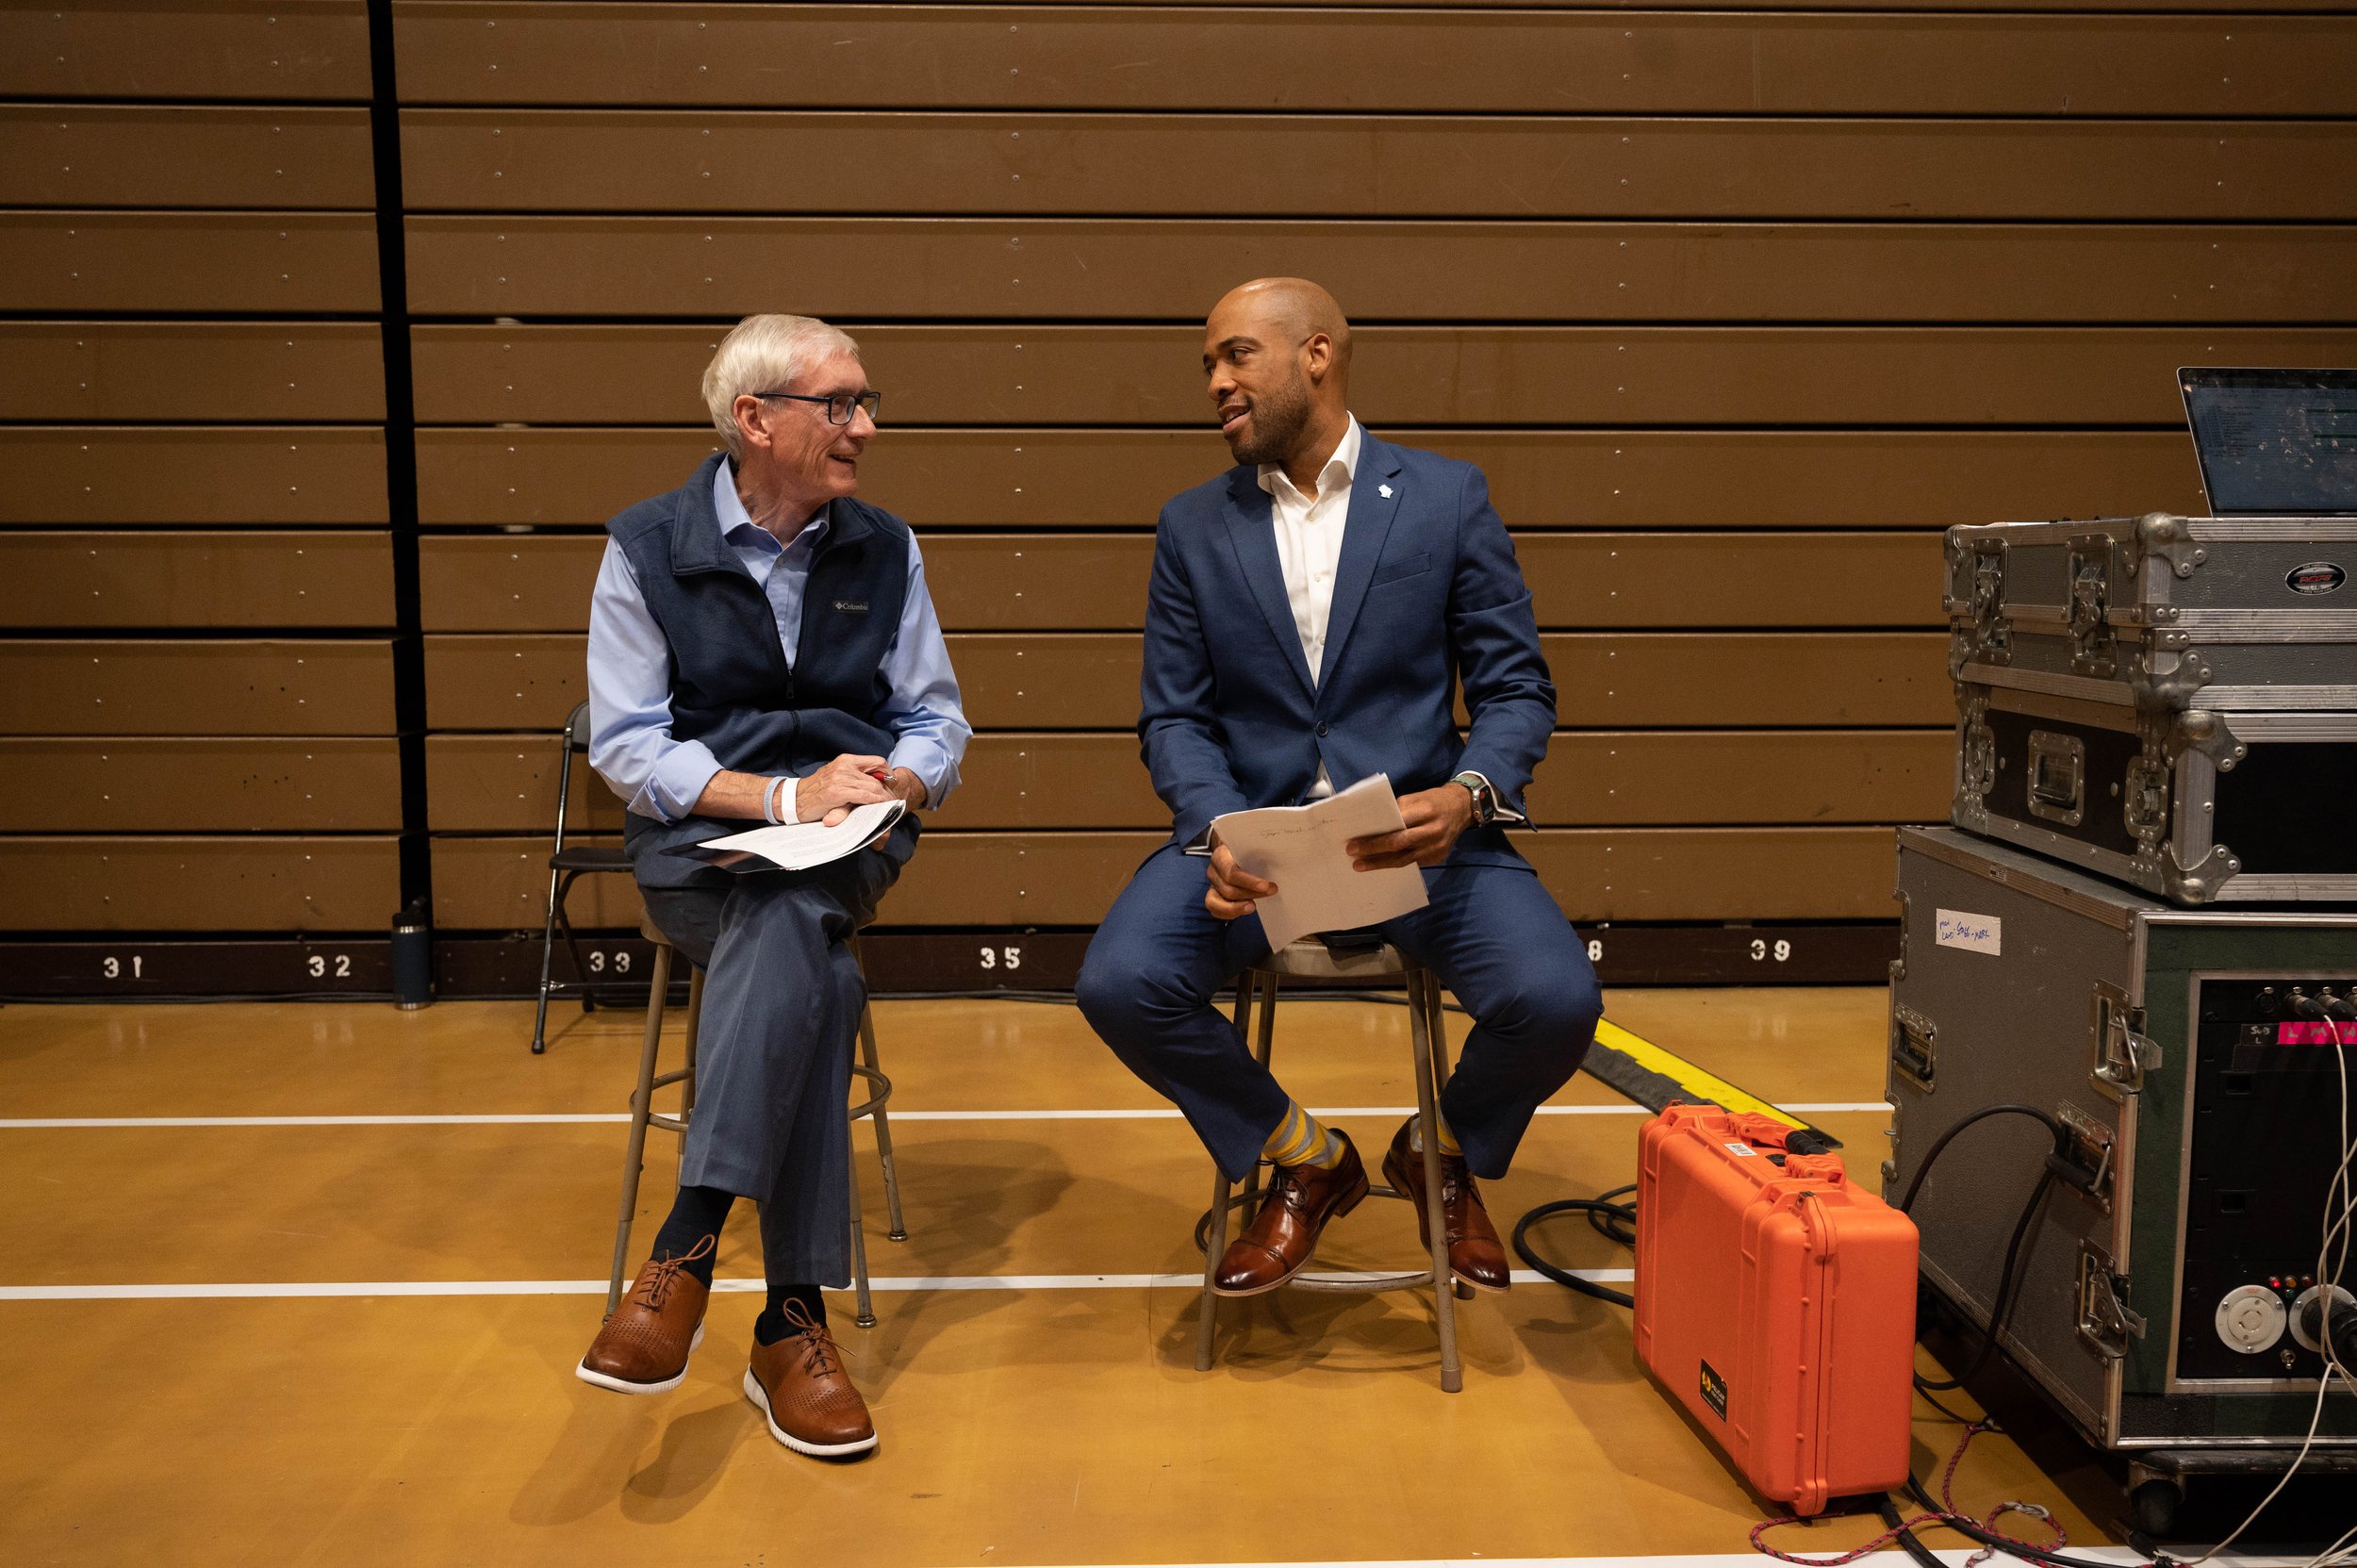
[666,800,906,873]
[1209,774,1429,950]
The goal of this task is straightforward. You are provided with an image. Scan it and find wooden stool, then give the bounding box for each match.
[602,916,907,1329]
[1195,938,1464,1393]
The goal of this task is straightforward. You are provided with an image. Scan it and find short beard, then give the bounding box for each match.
[1228,370,1312,467]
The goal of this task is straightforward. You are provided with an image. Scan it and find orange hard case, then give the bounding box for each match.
[1632,1104,1920,1516]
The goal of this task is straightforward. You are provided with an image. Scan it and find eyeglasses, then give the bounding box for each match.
[752,389,883,425]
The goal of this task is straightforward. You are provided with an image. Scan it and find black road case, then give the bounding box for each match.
[1889,827,2357,1455]
[1946,514,2357,903]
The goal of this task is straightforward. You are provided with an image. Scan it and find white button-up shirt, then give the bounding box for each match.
[1258,414,1361,799]
[1260,414,1361,686]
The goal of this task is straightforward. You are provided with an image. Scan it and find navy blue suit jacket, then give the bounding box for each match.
[1139,431,1556,869]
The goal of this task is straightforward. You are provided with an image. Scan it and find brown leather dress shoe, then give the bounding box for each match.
[1212,1129,1370,1296]
[1382,1119,1512,1294]
[576,1235,715,1395]
[743,1302,878,1459]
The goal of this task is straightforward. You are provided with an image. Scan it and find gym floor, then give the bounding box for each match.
[1,987,2129,1566]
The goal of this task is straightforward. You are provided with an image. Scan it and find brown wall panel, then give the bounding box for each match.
[0,213,380,314]
[924,729,1953,831]
[423,635,585,730]
[933,533,1945,633]
[428,821,1897,928]
[398,110,2357,223]
[432,834,642,931]
[0,107,374,210]
[425,630,1948,732]
[426,734,625,834]
[1522,827,1898,923]
[1545,634,1949,728]
[0,4,371,102]
[409,324,2357,429]
[0,640,395,736]
[414,427,2203,531]
[1523,535,1945,630]
[0,836,399,933]
[0,428,388,526]
[897,827,1896,925]
[1531,731,1951,828]
[0,533,394,629]
[897,734,1166,833]
[419,535,602,632]
[425,727,1952,834]
[0,739,402,833]
[0,323,385,422]
[393,8,2357,116]
[401,217,2357,324]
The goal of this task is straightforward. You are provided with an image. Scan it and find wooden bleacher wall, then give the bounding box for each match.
[3,1,2353,995]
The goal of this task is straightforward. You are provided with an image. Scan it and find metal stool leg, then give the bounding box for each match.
[1240,969,1278,1220]
[847,1131,877,1329]
[1195,972,1261,1370]
[856,1002,907,1242]
[675,966,702,1182]
[1408,968,1462,1394]
[531,861,564,1055]
[605,940,673,1314]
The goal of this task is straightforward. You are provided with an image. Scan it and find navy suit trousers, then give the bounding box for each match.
[1076,844,1602,1183]
[635,819,914,1288]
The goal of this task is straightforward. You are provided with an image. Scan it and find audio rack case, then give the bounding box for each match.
[1889,827,2357,1452]
[1946,515,2357,904]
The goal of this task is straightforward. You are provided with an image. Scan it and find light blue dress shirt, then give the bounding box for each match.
[586,459,970,825]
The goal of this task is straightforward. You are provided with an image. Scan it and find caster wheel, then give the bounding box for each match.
[2129,1478,2183,1538]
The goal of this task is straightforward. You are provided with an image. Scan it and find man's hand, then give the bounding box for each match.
[1204,835,1277,920]
[1344,784,1475,871]
[796,753,895,828]
[882,766,929,811]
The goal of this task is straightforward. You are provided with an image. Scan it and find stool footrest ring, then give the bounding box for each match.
[849,1063,893,1121]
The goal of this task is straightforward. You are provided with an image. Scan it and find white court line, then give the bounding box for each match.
[952,1558,2166,1568]
[912,1556,2204,1568]
[0,1102,1891,1131]
[0,1268,1633,1302]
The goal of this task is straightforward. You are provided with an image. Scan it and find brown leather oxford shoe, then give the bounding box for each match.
[1382,1118,1512,1294]
[744,1301,878,1459]
[576,1235,717,1395]
[1212,1129,1370,1296]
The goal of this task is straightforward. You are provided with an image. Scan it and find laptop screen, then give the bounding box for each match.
[2179,368,2357,515]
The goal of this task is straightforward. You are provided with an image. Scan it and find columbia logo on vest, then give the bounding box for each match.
[832,600,869,613]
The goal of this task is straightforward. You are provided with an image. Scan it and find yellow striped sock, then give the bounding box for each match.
[1410,1117,1464,1157]
[1262,1101,1343,1170]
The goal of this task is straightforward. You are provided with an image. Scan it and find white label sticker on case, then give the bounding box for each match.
[1724,1142,1760,1158]
[1935,909,2003,956]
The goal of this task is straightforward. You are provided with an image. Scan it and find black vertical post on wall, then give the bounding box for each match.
[364,0,435,999]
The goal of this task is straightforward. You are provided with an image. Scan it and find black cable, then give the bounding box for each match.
[1894,1103,2064,1214]
[1917,1167,2057,1393]
[1892,1104,2068,1394]
[1902,1476,2172,1568]
[1511,1195,1638,1308]
[1878,1496,1948,1568]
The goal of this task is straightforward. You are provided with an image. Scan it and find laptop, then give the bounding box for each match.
[2178,368,2357,516]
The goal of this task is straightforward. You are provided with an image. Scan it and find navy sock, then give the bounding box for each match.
[753,1283,828,1345]
[649,1184,733,1285]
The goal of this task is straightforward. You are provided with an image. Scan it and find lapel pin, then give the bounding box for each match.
[1378,483,1393,498]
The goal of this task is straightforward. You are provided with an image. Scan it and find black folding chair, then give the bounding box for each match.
[530,701,638,1054]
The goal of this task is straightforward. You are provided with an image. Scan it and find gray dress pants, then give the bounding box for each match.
[635,818,915,1287]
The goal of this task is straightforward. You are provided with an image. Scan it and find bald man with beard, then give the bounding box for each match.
[1075,279,1603,1299]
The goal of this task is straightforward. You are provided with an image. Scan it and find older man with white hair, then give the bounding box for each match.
[574,314,968,1459]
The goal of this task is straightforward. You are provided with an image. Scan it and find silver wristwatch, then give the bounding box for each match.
[1452,770,1500,827]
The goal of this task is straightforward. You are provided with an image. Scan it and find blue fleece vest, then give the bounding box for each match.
[605,454,911,780]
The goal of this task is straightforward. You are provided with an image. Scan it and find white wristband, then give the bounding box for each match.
[762,776,789,825]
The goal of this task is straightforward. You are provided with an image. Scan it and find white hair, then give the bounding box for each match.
[701,314,862,457]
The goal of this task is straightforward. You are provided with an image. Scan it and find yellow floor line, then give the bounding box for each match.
[1592,1018,1814,1131]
